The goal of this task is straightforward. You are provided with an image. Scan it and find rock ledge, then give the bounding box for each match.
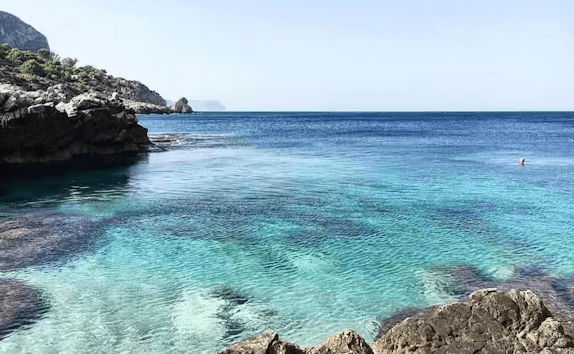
[216,289,574,354]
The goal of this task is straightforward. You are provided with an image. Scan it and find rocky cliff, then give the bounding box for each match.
[0,84,150,164]
[0,11,49,52]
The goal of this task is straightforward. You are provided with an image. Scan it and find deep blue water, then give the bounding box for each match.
[1,112,574,353]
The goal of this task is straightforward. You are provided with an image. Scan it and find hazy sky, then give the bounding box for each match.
[3,1,573,111]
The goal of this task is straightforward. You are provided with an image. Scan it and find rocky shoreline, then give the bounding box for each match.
[0,84,151,164]
[218,289,574,354]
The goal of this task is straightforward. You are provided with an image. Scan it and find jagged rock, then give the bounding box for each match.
[269,340,306,354]
[0,86,151,164]
[216,329,374,354]
[0,11,49,52]
[0,278,45,339]
[217,332,279,354]
[310,329,374,354]
[171,97,193,113]
[372,289,574,354]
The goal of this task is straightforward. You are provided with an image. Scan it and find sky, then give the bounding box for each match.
[3,0,573,111]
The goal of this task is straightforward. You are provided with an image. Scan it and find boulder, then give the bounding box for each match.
[372,289,574,354]
[309,329,374,354]
[217,332,279,354]
[216,329,373,354]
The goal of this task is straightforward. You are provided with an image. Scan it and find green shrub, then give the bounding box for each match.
[0,43,11,59]
[6,48,36,62]
[37,48,51,61]
[42,60,64,79]
[19,59,44,76]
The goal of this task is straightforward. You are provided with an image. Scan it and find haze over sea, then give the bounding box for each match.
[1,111,574,353]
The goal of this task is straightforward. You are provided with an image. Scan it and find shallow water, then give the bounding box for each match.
[1,112,574,353]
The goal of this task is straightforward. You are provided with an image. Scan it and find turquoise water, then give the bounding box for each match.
[1,112,574,353]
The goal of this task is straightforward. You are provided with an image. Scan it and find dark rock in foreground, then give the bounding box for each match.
[0,11,49,52]
[217,289,574,354]
[0,278,45,339]
[0,84,151,164]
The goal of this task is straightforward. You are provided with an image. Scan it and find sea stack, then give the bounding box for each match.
[171,97,193,113]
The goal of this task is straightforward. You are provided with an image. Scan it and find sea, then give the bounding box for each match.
[1,111,574,353]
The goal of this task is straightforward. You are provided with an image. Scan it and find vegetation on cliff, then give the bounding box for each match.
[0,43,165,106]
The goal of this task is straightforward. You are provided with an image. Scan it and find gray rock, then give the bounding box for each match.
[217,332,279,354]
[0,87,151,164]
[0,11,49,52]
[133,81,166,106]
[171,97,193,113]
[269,340,307,354]
[123,99,172,114]
[309,329,374,354]
[215,330,373,354]
[371,289,574,354]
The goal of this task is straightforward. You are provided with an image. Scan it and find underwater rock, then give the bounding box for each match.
[0,214,98,271]
[372,289,574,354]
[0,278,45,339]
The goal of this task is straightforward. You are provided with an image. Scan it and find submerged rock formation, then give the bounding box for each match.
[0,84,151,164]
[0,11,49,52]
[216,289,574,354]
[0,214,101,271]
[0,278,45,339]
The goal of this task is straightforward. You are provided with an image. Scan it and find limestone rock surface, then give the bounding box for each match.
[0,85,151,164]
[216,329,373,354]
[0,11,49,52]
[372,289,574,354]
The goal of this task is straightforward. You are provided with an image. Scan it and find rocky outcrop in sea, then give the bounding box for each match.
[0,84,151,164]
[216,289,574,354]
[171,97,193,113]
[0,11,49,52]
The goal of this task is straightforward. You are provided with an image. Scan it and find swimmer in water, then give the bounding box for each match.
[519,157,525,165]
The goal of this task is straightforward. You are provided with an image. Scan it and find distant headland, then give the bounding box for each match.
[0,11,194,165]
